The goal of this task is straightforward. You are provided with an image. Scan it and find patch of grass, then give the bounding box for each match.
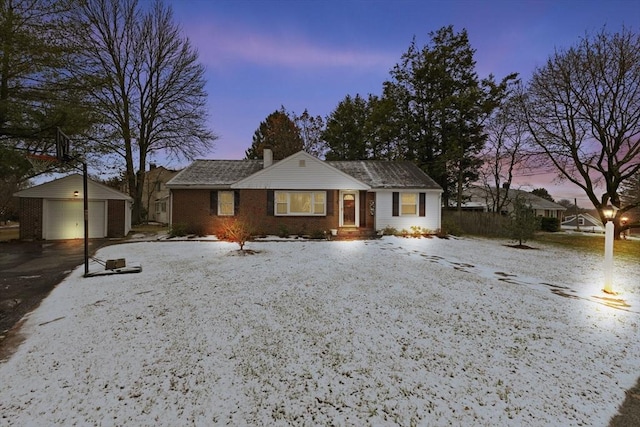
[131,223,169,234]
[0,225,19,242]
[535,232,639,261]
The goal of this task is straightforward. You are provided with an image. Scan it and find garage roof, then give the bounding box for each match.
[14,174,132,200]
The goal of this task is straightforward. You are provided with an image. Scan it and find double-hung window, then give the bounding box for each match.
[275,191,326,216]
[401,193,418,215]
[393,192,426,217]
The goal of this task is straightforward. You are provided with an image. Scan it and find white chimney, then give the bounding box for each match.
[263,148,273,168]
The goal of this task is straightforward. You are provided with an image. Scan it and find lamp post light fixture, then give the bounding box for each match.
[602,205,617,294]
[74,190,79,197]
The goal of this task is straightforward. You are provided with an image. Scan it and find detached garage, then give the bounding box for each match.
[15,174,132,240]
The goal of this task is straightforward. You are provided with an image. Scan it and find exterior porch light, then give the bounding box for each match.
[74,190,79,197]
[602,205,617,294]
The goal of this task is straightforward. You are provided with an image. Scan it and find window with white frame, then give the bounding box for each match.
[155,201,166,214]
[275,191,326,216]
[218,191,234,216]
[401,193,418,215]
[578,217,585,226]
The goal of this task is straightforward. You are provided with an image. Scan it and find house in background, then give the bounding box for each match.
[167,150,442,238]
[561,213,605,233]
[460,185,566,218]
[141,165,180,224]
[14,174,132,240]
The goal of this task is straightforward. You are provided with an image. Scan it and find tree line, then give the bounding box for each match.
[1,1,638,235]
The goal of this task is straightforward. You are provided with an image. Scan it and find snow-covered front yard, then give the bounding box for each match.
[1,236,638,426]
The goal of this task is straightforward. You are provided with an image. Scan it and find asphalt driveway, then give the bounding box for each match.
[0,239,116,354]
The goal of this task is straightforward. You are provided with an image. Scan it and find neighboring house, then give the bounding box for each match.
[561,213,605,233]
[460,185,566,218]
[14,174,132,240]
[167,150,443,238]
[142,165,180,224]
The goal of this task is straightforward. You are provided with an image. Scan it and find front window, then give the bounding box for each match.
[401,193,417,215]
[218,191,234,216]
[275,191,326,216]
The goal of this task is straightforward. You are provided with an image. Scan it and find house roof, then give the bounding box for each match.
[327,160,441,190]
[168,152,443,191]
[464,186,566,211]
[14,174,132,201]
[167,159,264,189]
[561,213,603,227]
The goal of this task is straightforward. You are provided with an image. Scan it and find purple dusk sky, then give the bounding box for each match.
[159,0,636,205]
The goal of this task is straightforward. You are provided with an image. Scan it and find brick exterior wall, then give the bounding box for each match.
[19,198,43,240]
[172,189,350,236]
[107,200,126,237]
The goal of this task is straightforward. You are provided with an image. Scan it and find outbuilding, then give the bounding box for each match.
[14,174,132,240]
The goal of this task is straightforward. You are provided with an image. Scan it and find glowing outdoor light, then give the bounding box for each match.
[74,190,79,197]
[602,205,617,294]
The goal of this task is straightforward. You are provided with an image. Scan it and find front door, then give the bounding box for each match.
[343,193,356,226]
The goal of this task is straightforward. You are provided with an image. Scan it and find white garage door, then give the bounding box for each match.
[44,200,106,240]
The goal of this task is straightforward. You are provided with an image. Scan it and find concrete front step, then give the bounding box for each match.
[333,227,379,240]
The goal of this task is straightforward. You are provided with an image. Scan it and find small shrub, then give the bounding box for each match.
[380,226,398,236]
[441,217,464,236]
[169,222,188,237]
[309,229,326,239]
[278,224,289,238]
[216,217,254,250]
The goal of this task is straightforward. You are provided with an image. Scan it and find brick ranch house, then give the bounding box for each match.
[167,150,443,238]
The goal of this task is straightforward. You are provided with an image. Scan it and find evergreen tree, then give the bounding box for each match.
[0,0,95,171]
[245,107,303,160]
[323,94,369,160]
[507,194,539,246]
[384,26,516,207]
[531,188,555,202]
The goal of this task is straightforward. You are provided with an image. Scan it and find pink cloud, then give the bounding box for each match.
[185,22,395,70]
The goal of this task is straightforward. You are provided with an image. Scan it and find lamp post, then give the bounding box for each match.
[602,205,617,294]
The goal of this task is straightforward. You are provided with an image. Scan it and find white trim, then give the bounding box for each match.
[340,190,359,227]
[274,191,326,216]
[217,190,235,216]
[400,192,419,216]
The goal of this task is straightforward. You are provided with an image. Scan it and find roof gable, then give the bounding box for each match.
[231,151,370,190]
[14,174,132,200]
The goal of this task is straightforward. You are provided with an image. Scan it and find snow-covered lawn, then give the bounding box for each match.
[1,236,638,426]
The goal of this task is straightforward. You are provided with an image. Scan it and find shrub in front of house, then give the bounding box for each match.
[215,216,254,251]
[540,217,560,232]
[169,222,188,237]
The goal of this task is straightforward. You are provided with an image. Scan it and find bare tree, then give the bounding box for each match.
[522,27,640,238]
[479,86,530,214]
[78,0,216,223]
[294,109,327,158]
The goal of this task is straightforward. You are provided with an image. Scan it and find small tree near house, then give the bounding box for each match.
[216,216,255,251]
[506,195,540,247]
